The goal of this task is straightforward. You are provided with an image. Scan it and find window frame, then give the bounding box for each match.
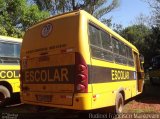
[88,22,114,62]
[0,40,21,65]
[88,21,135,67]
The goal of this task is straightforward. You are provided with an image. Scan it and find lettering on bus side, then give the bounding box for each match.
[22,66,75,84]
[112,70,129,80]
[0,70,19,79]
[88,65,135,83]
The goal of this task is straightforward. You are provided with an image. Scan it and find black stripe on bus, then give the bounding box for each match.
[21,65,136,84]
[88,65,136,84]
[0,70,19,79]
[21,65,75,84]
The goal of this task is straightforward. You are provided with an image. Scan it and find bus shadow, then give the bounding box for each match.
[31,106,117,119]
[60,108,116,119]
[135,80,160,104]
[5,93,21,107]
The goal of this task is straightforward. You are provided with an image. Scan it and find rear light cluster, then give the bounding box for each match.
[20,57,28,91]
[75,53,88,93]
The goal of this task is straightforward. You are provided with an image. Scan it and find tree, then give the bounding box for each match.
[120,25,150,49]
[144,27,160,65]
[144,0,160,27]
[119,24,160,67]
[112,23,123,34]
[131,13,152,27]
[0,0,49,37]
[120,25,151,65]
[140,0,160,66]
[32,0,119,26]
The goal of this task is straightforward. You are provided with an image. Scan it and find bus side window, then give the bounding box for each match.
[89,24,101,47]
[101,31,112,51]
[89,23,113,62]
[127,46,134,66]
[100,30,113,61]
[112,37,121,63]
[119,43,127,65]
[112,37,134,66]
[112,37,119,54]
[89,24,103,59]
[0,42,20,64]
[90,46,103,59]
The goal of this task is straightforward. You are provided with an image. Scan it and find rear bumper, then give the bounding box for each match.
[21,92,93,110]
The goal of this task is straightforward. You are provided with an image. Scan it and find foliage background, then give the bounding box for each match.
[0,0,159,68]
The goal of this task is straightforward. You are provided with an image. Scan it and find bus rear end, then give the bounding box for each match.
[20,11,92,110]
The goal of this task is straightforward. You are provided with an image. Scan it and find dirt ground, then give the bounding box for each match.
[0,79,160,119]
[123,80,160,113]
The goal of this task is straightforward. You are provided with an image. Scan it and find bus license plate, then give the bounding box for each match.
[36,95,52,102]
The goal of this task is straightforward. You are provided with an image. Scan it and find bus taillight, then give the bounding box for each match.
[20,56,28,91]
[75,53,88,93]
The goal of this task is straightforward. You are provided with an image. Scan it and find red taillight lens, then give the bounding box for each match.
[20,57,27,91]
[77,64,86,72]
[75,53,88,93]
[76,84,86,91]
[77,74,86,82]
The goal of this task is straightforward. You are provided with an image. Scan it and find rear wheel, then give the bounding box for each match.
[115,93,124,114]
[0,85,11,106]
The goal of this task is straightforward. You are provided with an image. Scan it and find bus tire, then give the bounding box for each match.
[0,85,11,107]
[115,93,124,114]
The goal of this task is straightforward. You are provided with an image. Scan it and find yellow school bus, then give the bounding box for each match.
[20,10,144,113]
[0,35,22,106]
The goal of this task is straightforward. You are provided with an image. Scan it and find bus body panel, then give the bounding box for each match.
[0,65,20,93]
[89,58,138,109]
[22,92,93,110]
[0,64,20,93]
[21,10,144,110]
[1,79,20,93]
[90,81,137,109]
[21,14,78,58]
